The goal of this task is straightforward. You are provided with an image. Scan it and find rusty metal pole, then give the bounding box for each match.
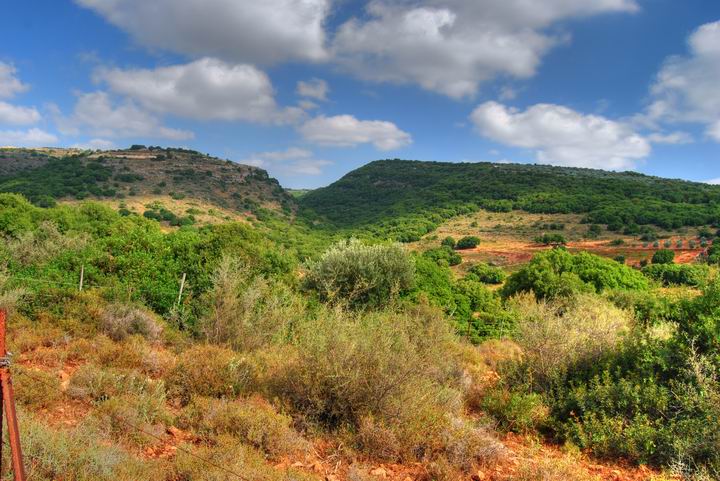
[0,309,27,481]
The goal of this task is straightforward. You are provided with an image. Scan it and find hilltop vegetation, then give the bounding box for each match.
[300,160,720,241]
[0,146,294,220]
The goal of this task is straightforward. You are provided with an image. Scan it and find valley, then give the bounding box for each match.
[0,148,718,481]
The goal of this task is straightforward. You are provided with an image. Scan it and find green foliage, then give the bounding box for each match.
[423,246,462,266]
[455,236,480,250]
[502,249,649,300]
[0,155,114,204]
[304,239,414,309]
[409,257,512,341]
[440,236,456,249]
[534,233,567,245]
[642,263,709,286]
[465,262,506,284]
[652,249,675,264]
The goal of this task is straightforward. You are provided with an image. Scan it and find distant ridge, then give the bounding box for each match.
[299,159,720,241]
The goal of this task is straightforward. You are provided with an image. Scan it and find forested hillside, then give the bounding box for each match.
[300,160,720,241]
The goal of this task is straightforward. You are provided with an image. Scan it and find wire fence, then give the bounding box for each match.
[4,268,189,310]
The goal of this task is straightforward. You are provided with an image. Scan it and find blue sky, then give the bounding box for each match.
[1,0,719,188]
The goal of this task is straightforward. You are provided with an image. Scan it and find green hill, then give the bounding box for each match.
[0,146,294,219]
[300,159,720,241]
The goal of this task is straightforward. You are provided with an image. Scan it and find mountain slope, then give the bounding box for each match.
[0,147,295,219]
[300,159,720,240]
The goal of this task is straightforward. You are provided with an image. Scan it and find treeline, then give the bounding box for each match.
[300,160,720,240]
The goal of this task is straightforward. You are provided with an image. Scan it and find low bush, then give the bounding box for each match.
[441,236,456,249]
[93,392,171,446]
[178,396,308,458]
[456,236,480,250]
[652,249,675,265]
[18,411,163,481]
[99,303,163,341]
[423,246,462,267]
[507,293,631,391]
[14,366,63,409]
[304,239,415,308]
[170,435,320,481]
[200,257,303,351]
[165,345,256,405]
[67,364,164,403]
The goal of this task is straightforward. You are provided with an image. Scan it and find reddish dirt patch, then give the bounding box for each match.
[461,237,704,268]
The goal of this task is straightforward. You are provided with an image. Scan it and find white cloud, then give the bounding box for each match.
[645,21,720,142]
[0,62,29,99]
[709,121,720,142]
[470,101,650,170]
[332,0,638,98]
[0,101,41,125]
[71,138,117,150]
[56,91,193,140]
[647,131,693,145]
[299,114,412,150]
[297,78,329,101]
[243,147,332,175]
[75,0,330,65]
[0,62,42,126]
[95,58,302,124]
[0,128,57,147]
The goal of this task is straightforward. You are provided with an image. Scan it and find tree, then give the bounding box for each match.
[441,236,456,249]
[652,249,675,265]
[466,262,506,284]
[534,233,567,246]
[455,236,480,250]
[501,248,648,300]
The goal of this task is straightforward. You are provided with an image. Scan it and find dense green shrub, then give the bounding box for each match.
[502,249,648,300]
[455,236,480,250]
[440,236,456,249]
[423,246,462,267]
[534,233,567,246]
[642,263,709,286]
[465,262,506,284]
[652,249,675,264]
[304,239,414,308]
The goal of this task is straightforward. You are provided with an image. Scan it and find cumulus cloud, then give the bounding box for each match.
[470,101,650,170]
[0,101,41,125]
[243,147,332,175]
[645,21,720,141]
[0,62,29,99]
[0,128,57,147]
[332,0,638,98]
[75,0,330,65]
[56,91,193,140]
[0,62,43,126]
[300,115,412,150]
[297,78,329,101]
[95,58,302,124]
